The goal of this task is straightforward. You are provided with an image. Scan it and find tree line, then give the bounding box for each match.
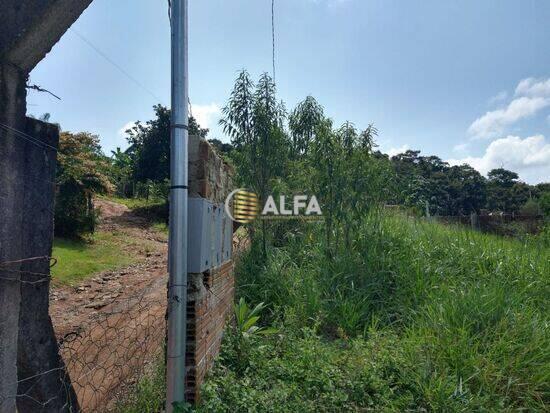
[51,70,550,238]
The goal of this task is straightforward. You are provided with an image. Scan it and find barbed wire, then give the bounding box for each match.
[0,255,57,267]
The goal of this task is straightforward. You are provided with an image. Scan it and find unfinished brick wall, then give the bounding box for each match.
[186,135,235,403]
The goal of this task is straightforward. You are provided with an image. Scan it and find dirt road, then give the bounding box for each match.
[49,199,168,412]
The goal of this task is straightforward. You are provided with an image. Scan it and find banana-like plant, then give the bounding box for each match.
[234,298,277,338]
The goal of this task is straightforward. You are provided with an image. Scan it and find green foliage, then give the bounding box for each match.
[521,198,541,216]
[540,191,550,216]
[126,105,171,184]
[200,213,549,411]
[117,106,208,198]
[288,96,324,157]
[109,147,134,197]
[199,329,416,412]
[391,150,487,215]
[220,71,288,195]
[234,298,277,338]
[55,131,113,237]
[172,402,194,413]
[52,232,137,284]
[220,70,289,256]
[207,138,233,156]
[487,168,516,211]
[115,360,165,413]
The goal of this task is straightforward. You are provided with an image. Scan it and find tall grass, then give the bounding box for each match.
[201,212,549,411]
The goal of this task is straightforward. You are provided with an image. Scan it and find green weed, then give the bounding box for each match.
[200,212,549,411]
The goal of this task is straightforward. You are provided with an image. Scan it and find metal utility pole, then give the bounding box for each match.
[166,0,189,411]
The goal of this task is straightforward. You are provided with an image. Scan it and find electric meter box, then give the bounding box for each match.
[187,197,233,273]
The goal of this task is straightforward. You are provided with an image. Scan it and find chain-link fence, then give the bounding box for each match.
[1,289,166,412]
[59,293,166,412]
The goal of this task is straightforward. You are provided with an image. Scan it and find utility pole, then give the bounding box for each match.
[166,0,189,411]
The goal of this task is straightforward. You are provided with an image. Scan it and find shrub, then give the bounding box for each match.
[55,132,112,237]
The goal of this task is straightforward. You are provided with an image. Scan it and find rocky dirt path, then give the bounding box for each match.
[49,199,168,412]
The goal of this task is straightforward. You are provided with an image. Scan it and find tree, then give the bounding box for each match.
[220,70,289,257]
[189,115,209,138]
[310,118,340,251]
[520,199,540,216]
[109,147,134,197]
[208,138,234,155]
[122,105,208,197]
[55,131,113,237]
[289,96,324,157]
[486,168,519,212]
[447,164,486,215]
[126,105,171,184]
[539,191,550,216]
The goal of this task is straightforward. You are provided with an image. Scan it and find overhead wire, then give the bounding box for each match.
[272,0,276,83]
[0,122,58,152]
[68,27,162,103]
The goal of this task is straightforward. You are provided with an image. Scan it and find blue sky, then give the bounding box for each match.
[28,0,549,183]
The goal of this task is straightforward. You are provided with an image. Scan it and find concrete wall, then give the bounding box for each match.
[1,2,92,410]
[186,136,235,403]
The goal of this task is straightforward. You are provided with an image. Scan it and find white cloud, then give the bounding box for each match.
[447,134,550,184]
[515,77,550,97]
[118,121,137,137]
[191,103,221,130]
[384,144,409,158]
[488,91,507,106]
[468,96,550,139]
[469,77,550,140]
[453,142,470,153]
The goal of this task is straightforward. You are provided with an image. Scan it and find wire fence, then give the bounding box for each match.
[433,213,545,236]
[1,290,167,412]
[60,294,166,412]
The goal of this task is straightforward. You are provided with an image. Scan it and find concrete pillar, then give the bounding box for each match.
[0,62,27,413]
[1,1,93,410]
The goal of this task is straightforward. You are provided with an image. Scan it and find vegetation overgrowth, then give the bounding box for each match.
[44,68,550,411]
[192,71,549,411]
[198,212,549,411]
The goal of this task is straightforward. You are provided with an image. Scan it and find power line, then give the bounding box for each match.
[68,27,162,102]
[0,122,58,152]
[272,0,276,83]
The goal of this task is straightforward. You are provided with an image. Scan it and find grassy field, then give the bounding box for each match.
[51,197,166,285]
[52,232,139,284]
[197,212,549,412]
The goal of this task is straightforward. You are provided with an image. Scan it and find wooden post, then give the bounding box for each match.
[470,211,478,230]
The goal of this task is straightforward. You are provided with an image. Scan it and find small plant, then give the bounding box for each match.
[172,401,194,413]
[234,297,277,338]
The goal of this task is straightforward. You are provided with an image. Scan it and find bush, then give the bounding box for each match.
[55,131,112,238]
[54,181,98,237]
[520,198,541,216]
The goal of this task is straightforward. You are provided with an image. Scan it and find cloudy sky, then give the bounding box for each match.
[28,0,549,183]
